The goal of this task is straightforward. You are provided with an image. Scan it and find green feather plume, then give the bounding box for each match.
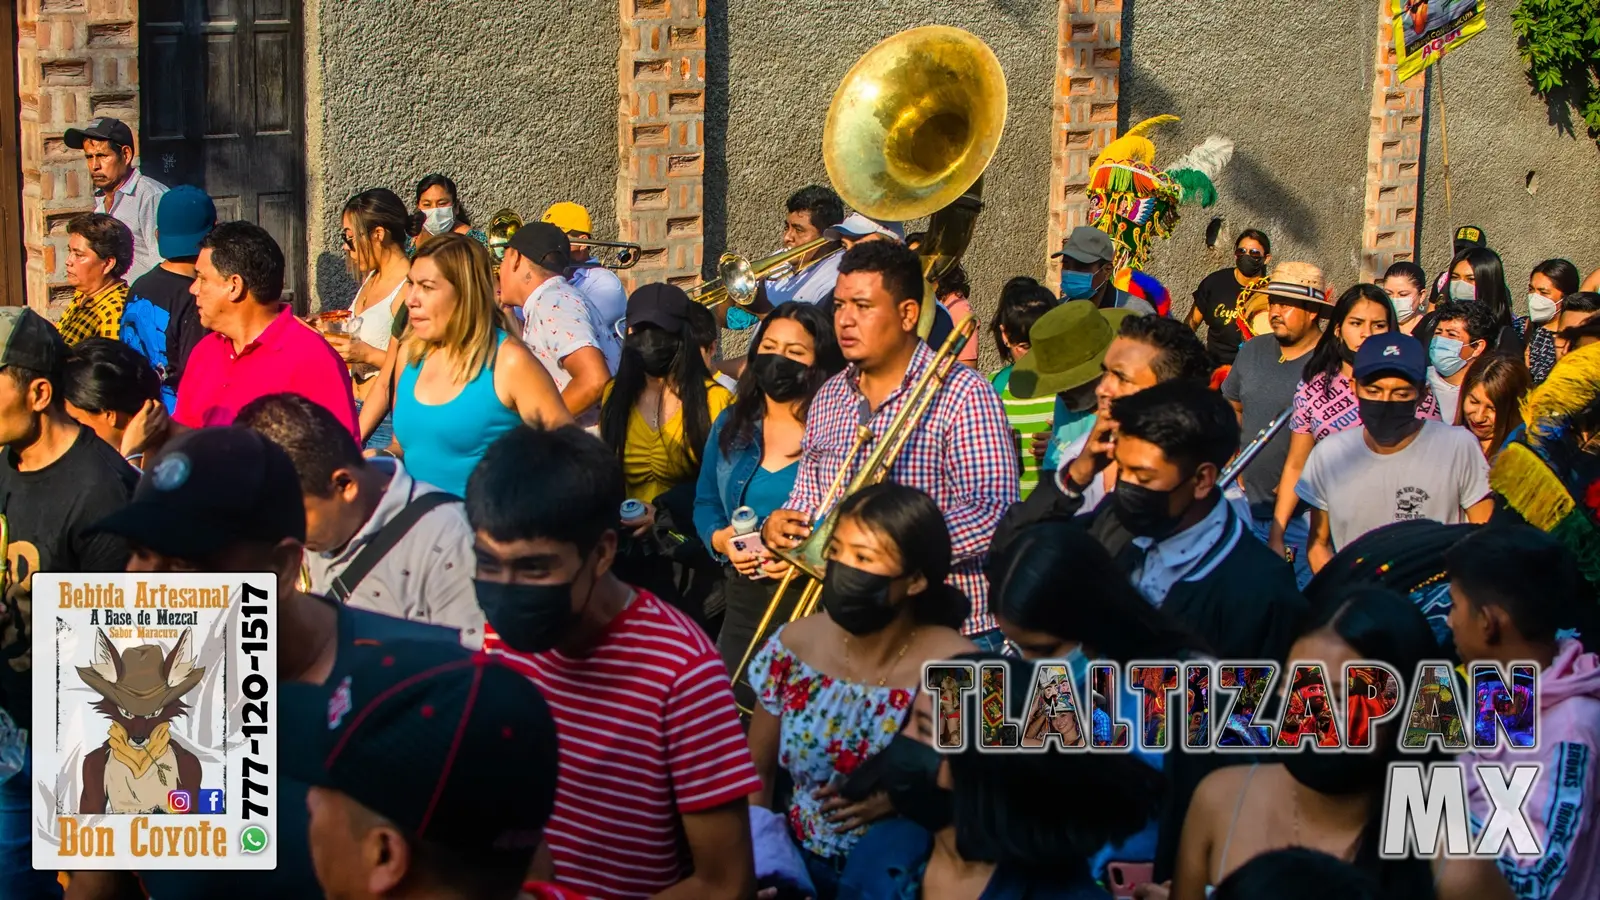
[1168,169,1217,207]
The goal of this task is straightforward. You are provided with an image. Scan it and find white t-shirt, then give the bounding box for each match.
[1296,419,1490,551]
[764,249,842,306]
[1427,368,1463,425]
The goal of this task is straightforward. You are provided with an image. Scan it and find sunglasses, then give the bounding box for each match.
[1236,248,1267,259]
[341,232,355,251]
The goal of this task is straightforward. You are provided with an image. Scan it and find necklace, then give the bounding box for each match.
[845,629,917,686]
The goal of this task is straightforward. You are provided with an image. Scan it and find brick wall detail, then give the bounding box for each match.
[1046,0,1122,287]
[615,0,706,293]
[1359,0,1425,281]
[17,0,141,314]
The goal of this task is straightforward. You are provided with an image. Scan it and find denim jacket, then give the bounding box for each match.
[693,409,764,561]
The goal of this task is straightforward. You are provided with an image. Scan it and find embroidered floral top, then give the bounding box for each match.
[1290,370,1442,443]
[750,626,914,860]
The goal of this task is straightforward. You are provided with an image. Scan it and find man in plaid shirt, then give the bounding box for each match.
[763,241,1017,646]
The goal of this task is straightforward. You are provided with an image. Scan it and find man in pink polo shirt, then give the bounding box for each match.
[175,221,358,439]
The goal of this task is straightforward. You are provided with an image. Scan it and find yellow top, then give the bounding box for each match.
[614,380,732,502]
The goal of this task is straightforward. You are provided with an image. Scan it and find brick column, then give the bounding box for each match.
[17,0,141,314]
[1046,0,1122,287]
[615,0,706,293]
[1359,0,1425,281]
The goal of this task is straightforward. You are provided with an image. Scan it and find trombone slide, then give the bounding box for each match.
[1219,407,1292,488]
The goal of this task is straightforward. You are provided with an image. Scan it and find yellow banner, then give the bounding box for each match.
[1392,0,1489,82]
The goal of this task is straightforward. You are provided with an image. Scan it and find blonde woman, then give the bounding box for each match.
[329,189,412,448]
[388,233,571,496]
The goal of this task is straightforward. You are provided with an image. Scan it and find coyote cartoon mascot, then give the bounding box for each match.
[77,628,206,814]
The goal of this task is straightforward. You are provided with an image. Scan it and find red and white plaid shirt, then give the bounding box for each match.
[786,340,1018,634]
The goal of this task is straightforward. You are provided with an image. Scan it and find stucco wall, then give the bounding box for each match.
[1414,3,1600,306]
[713,0,1058,367]
[304,0,619,310]
[1121,0,1377,312]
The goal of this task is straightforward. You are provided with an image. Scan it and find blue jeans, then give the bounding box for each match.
[0,748,63,898]
[802,847,845,900]
[968,628,1007,653]
[1252,512,1313,590]
[355,399,394,451]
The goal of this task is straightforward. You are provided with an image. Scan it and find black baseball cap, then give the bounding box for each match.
[91,426,306,559]
[0,308,67,374]
[1453,225,1486,253]
[626,282,693,332]
[64,117,135,150]
[505,221,572,272]
[1353,332,1426,385]
[281,640,558,851]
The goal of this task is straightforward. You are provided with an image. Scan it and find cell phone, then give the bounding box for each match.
[1106,861,1155,900]
[731,533,767,557]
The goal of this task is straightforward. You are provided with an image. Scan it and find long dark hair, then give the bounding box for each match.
[1301,284,1399,399]
[720,302,844,455]
[991,520,1209,660]
[342,188,410,276]
[1302,587,1442,899]
[946,653,1165,873]
[1530,258,1581,299]
[1438,247,1513,332]
[600,318,714,478]
[834,483,969,630]
[412,173,474,228]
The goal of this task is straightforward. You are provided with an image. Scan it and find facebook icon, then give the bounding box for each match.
[198,788,225,814]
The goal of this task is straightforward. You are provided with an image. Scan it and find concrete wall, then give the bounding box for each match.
[712,0,1059,367]
[303,0,619,310]
[1121,0,1378,312]
[1414,3,1600,305]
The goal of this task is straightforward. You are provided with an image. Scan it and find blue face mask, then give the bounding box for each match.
[1448,280,1476,302]
[1061,270,1098,300]
[1430,336,1472,377]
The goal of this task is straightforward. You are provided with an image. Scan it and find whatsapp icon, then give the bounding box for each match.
[240,824,270,855]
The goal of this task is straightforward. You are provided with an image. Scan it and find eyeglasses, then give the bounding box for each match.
[1236,248,1266,259]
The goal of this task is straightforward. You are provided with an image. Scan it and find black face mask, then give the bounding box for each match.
[749,352,811,403]
[1111,479,1191,540]
[820,561,900,636]
[626,328,681,378]
[1283,745,1389,796]
[1358,397,1421,446]
[1236,254,1266,278]
[880,734,953,831]
[1337,340,1359,365]
[474,554,595,653]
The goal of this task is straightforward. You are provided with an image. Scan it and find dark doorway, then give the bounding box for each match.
[139,0,306,306]
[0,1,24,306]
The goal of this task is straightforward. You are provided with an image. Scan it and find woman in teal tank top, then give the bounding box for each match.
[389,234,570,496]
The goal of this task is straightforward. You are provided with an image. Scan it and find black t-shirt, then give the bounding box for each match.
[136,599,459,900]
[1192,268,1249,365]
[0,425,136,726]
[128,266,204,390]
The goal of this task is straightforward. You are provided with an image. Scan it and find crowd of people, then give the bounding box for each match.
[0,114,1596,900]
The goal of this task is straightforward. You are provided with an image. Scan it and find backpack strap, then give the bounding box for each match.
[329,491,461,603]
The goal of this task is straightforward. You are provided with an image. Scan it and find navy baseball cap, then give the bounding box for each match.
[156,186,217,260]
[1353,332,1425,385]
[281,640,559,851]
[91,426,306,559]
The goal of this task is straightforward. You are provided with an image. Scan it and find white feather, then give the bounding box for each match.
[167,628,194,687]
[91,630,117,684]
[1165,136,1235,180]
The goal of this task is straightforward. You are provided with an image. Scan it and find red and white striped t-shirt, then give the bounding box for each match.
[488,590,761,900]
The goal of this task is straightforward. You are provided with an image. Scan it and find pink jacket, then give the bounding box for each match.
[1468,639,1600,900]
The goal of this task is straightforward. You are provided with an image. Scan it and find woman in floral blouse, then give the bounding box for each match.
[746,483,975,900]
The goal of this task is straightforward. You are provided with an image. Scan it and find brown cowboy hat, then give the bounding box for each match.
[78,628,205,716]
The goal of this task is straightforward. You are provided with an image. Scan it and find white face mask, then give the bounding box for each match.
[423,205,456,236]
[1527,292,1561,325]
[1448,280,1476,303]
[1389,292,1418,321]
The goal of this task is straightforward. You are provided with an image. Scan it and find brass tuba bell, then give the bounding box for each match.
[485,209,523,273]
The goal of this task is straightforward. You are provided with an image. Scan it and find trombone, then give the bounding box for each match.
[731,316,979,706]
[569,238,642,270]
[687,238,833,309]
[1219,407,1292,488]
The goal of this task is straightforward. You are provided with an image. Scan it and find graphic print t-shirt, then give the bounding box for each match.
[1295,419,1490,551]
[0,426,137,727]
[1192,268,1249,365]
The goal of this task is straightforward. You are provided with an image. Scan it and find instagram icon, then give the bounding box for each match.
[167,790,192,813]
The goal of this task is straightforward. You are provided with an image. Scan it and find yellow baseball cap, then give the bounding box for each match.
[542,202,592,235]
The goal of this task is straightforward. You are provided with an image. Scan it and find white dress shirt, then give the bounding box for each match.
[1130,494,1233,606]
[569,263,628,353]
[97,169,168,282]
[764,248,842,307]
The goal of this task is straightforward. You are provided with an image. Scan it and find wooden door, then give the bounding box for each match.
[0,0,23,307]
[139,0,305,306]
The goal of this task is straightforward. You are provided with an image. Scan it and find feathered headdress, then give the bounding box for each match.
[1086,116,1235,274]
[1491,342,1600,591]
